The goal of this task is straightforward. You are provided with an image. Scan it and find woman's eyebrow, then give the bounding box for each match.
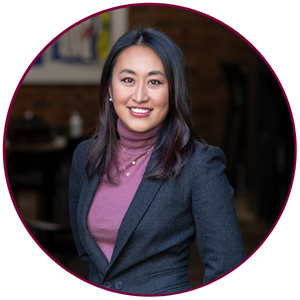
[148,70,165,77]
[119,69,165,77]
[119,69,136,75]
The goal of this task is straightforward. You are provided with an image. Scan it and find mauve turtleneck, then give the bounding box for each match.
[86,119,159,262]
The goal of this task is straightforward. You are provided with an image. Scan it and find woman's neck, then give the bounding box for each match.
[117,118,160,152]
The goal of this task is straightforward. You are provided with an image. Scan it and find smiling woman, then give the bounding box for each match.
[69,28,245,295]
[109,46,169,132]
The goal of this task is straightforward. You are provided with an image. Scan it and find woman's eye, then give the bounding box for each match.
[123,78,134,83]
[149,80,160,85]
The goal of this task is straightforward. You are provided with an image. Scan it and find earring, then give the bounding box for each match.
[109,97,113,102]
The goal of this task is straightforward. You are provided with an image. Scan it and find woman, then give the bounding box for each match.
[69,28,245,295]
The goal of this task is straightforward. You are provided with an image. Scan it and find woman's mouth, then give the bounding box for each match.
[129,107,152,117]
[130,108,151,114]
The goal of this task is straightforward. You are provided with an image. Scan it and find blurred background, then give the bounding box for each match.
[5,5,295,288]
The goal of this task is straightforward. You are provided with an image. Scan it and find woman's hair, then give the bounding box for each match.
[86,28,205,182]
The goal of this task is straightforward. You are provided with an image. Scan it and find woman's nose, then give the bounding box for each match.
[132,83,149,103]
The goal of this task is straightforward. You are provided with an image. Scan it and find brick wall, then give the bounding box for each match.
[129,5,258,146]
[8,85,99,137]
[7,5,259,188]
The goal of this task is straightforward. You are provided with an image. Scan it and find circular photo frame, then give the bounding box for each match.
[2,2,297,299]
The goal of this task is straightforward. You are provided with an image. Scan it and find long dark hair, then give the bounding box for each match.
[86,28,204,182]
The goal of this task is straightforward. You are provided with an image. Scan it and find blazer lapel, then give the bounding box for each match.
[76,152,164,276]
[108,175,164,267]
[77,173,110,273]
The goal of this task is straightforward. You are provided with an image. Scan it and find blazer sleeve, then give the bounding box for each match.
[191,146,245,284]
[69,143,90,274]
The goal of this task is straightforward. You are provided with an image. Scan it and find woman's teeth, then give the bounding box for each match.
[130,108,151,113]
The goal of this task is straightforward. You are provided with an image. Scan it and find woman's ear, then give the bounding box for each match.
[108,86,113,102]
[108,87,113,102]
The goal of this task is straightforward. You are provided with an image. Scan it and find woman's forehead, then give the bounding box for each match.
[113,45,166,75]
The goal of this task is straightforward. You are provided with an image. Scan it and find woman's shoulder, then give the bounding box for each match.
[185,141,227,175]
[72,138,94,164]
[192,141,226,163]
[74,138,94,153]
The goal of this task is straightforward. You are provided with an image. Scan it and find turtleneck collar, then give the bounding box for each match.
[117,118,160,152]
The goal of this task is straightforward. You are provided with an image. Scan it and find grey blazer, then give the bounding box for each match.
[69,140,245,295]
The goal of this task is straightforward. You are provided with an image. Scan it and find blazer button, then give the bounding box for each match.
[115,282,123,290]
[103,281,111,288]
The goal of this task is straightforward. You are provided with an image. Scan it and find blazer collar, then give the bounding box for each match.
[77,153,164,275]
[77,173,110,274]
[108,175,164,267]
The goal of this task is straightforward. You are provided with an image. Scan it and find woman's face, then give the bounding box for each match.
[109,45,169,132]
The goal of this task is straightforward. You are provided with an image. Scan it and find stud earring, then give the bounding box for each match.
[109,97,113,102]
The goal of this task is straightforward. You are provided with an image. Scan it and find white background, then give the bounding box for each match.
[1,1,299,299]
